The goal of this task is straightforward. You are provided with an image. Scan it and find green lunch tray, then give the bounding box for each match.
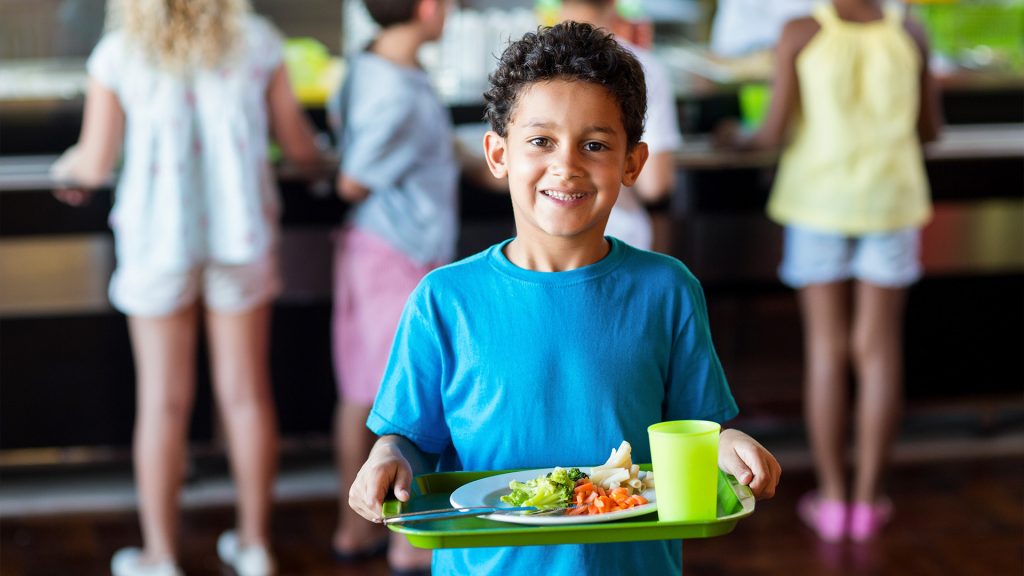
[381,465,755,549]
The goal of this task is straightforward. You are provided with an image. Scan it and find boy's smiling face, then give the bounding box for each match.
[484,79,647,249]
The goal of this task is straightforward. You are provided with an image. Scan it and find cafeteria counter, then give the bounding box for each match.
[0,124,1020,461]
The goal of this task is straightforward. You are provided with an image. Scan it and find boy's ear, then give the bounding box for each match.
[482,131,509,179]
[621,142,649,187]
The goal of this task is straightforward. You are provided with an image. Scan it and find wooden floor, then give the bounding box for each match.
[2,457,1020,576]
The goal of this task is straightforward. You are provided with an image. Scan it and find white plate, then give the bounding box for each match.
[449,467,657,525]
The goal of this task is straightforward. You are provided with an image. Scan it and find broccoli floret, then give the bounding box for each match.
[566,467,589,483]
[502,467,589,509]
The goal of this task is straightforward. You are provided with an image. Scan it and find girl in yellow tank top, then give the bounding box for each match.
[719,0,943,544]
[770,2,932,232]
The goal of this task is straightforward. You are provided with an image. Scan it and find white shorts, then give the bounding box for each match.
[109,253,281,317]
[778,225,922,289]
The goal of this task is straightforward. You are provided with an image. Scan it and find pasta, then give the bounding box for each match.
[588,440,655,497]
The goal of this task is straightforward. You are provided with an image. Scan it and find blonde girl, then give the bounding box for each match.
[53,1,321,574]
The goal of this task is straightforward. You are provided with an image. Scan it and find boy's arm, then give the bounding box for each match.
[718,428,781,499]
[904,18,943,143]
[338,92,421,200]
[349,434,434,522]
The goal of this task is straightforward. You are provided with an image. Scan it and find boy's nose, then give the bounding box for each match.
[550,147,583,180]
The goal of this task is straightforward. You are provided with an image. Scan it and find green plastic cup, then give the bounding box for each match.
[648,420,720,522]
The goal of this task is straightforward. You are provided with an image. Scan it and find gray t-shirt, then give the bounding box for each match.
[337,51,459,265]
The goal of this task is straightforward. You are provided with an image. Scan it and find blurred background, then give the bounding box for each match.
[1,0,1021,574]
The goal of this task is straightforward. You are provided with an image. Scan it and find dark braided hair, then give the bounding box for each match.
[483,21,647,146]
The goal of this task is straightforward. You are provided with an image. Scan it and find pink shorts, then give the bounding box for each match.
[332,227,437,405]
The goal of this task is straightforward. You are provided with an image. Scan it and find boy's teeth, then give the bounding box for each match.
[543,190,585,201]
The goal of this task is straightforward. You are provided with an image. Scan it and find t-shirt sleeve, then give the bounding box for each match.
[342,89,420,190]
[664,274,739,423]
[248,16,284,72]
[366,284,451,455]
[86,33,123,93]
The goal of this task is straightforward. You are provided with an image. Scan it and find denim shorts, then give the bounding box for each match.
[778,225,922,289]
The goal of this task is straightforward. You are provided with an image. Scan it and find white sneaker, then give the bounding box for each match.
[217,531,275,576]
[110,548,183,576]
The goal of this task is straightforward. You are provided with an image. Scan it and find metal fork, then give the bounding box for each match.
[521,505,577,516]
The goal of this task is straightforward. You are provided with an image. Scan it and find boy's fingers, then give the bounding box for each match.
[739,449,780,499]
[720,450,753,485]
[393,464,413,502]
[349,470,388,521]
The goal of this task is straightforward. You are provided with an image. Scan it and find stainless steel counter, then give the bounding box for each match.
[673,123,1024,170]
[3,124,1020,191]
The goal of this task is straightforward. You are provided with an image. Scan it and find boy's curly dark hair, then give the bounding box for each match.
[483,21,647,146]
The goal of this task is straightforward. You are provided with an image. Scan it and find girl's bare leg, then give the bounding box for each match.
[206,303,278,548]
[128,305,199,562]
[333,402,388,553]
[798,282,852,502]
[850,282,906,504]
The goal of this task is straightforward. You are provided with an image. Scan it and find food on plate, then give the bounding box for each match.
[500,466,589,508]
[567,478,649,516]
[499,441,656,516]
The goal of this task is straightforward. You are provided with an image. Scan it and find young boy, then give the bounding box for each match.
[349,22,781,575]
[330,0,456,573]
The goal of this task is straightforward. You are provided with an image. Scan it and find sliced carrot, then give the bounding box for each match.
[627,494,649,506]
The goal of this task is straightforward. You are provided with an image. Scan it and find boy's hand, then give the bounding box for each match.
[718,428,781,499]
[348,436,415,522]
[335,173,370,202]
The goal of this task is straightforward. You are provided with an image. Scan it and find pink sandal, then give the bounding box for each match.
[848,498,892,542]
[798,492,847,542]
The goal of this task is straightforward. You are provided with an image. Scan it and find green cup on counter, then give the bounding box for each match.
[648,420,720,522]
[739,83,771,130]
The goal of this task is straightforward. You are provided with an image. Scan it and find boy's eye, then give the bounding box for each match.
[583,141,607,152]
[528,137,551,147]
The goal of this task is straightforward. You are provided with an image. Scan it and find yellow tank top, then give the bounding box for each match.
[767,3,931,233]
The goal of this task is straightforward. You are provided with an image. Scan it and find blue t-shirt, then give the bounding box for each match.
[336,51,459,266]
[368,237,739,576]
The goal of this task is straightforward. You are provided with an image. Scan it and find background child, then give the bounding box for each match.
[51,0,321,574]
[559,0,682,251]
[720,0,942,542]
[329,0,457,573]
[348,22,780,576]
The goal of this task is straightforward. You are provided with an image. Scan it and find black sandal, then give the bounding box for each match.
[390,568,431,576]
[331,538,389,563]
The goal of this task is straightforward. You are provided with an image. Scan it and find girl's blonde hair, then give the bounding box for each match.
[108,0,250,72]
